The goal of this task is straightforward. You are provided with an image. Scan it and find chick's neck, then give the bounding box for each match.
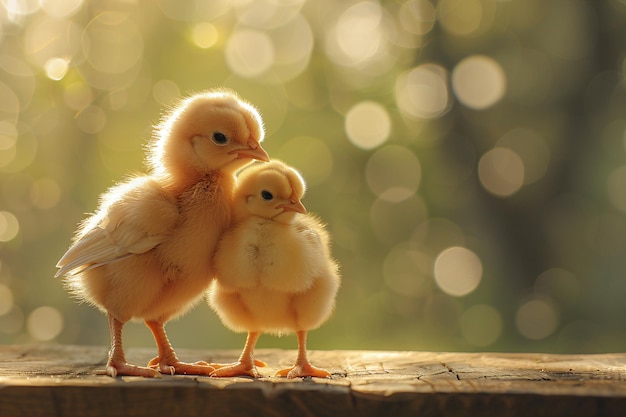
[160,169,235,197]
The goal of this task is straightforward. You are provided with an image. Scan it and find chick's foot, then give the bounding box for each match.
[210,361,260,378]
[145,320,213,375]
[105,315,160,378]
[147,356,214,376]
[106,359,161,378]
[275,363,331,379]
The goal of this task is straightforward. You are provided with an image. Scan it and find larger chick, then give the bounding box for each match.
[56,89,269,378]
[208,160,340,378]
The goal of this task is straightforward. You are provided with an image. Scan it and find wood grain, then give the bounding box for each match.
[1,345,626,417]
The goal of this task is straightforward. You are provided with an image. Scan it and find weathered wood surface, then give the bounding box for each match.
[1,345,626,417]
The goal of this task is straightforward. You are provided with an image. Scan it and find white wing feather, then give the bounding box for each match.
[55,176,179,277]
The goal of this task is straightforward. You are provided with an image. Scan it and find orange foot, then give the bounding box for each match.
[210,360,261,378]
[148,357,214,376]
[275,363,331,379]
[106,359,160,378]
[211,358,267,371]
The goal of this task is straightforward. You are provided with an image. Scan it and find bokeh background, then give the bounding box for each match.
[1,0,626,354]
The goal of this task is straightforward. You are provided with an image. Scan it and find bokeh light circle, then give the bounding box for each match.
[326,1,386,67]
[396,64,449,119]
[478,148,525,197]
[345,101,391,150]
[44,57,69,80]
[27,306,64,341]
[191,22,218,49]
[0,211,19,242]
[225,29,275,78]
[434,246,482,297]
[515,298,559,340]
[452,55,506,110]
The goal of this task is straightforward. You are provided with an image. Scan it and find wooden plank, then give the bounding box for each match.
[1,345,626,417]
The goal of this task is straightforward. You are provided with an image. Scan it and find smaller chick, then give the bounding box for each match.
[208,160,340,378]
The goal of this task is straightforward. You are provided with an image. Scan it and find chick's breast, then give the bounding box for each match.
[213,216,325,292]
[210,214,340,334]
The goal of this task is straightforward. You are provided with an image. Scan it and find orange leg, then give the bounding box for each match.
[210,331,264,377]
[275,330,331,379]
[106,313,159,378]
[145,320,213,376]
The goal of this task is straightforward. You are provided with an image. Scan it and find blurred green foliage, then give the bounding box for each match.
[1,0,626,354]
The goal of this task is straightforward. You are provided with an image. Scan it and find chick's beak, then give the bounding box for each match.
[276,198,307,214]
[230,140,270,162]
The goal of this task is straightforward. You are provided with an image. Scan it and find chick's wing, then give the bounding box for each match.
[56,176,179,277]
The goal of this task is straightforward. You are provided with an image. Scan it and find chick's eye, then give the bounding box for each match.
[261,190,273,201]
[211,132,229,145]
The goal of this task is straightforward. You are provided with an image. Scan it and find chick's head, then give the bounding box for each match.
[149,89,269,182]
[234,160,307,224]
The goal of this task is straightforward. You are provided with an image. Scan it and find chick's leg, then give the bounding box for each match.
[106,313,160,378]
[275,330,331,379]
[145,320,213,376]
[210,331,263,377]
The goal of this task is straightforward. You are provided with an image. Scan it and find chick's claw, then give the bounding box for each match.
[254,359,268,368]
